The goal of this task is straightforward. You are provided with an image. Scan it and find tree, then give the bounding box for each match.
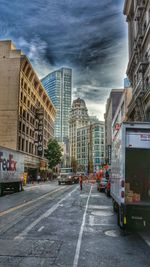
[44,139,63,169]
[71,157,77,173]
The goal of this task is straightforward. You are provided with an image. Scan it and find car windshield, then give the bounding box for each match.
[60,168,73,173]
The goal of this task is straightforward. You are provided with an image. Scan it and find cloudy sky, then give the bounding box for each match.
[0,0,128,120]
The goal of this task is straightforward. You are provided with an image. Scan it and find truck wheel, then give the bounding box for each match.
[118,207,125,229]
[113,201,118,213]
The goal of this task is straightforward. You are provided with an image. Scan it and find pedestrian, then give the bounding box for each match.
[27,175,31,184]
[79,174,83,191]
[37,174,41,184]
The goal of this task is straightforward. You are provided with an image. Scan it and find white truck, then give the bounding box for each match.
[0,146,24,196]
[57,167,75,185]
[111,122,150,230]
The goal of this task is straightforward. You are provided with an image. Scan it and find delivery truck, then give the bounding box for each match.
[0,146,24,196]
[111,122,150,230]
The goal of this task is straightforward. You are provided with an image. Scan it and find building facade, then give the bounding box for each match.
[77,121,105,173]
[41,68,72,142]
[112,87,132,135]
[0,40,56,177]
[124,0,150,121]
[104,89,123,164]
[69,98,89,160]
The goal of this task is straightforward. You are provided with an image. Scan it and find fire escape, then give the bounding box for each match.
[132,0,149,121]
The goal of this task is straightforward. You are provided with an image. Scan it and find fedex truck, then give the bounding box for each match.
[0,146,24,196]
[111,122,150,230]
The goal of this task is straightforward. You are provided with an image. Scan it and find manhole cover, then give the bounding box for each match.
[105,230,120,237]
[91,210,114,216]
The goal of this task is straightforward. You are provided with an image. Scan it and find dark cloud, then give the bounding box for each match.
[0,0,128,119]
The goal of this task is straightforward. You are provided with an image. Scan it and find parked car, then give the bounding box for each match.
[105,179,111,197]
[97,178,108,192]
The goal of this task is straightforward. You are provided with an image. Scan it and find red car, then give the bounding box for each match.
[97,178,108,192]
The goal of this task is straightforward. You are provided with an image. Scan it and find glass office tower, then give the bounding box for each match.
[41,68,72,142]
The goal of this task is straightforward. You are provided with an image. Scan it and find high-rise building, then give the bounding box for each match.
[69,98,89,160]
[41,68,72,142]
[104,89,123,164]
[0,40,56,176]
[123,0,150,121]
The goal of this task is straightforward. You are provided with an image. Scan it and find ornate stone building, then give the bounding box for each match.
[69,98,89,160]
[124,0,150,121]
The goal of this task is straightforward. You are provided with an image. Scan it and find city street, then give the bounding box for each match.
[0,181,149,267]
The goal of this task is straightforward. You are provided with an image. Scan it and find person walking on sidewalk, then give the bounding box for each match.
[79,174,83,191]
[37,174,41,184]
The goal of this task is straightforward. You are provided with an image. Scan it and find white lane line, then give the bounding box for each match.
[14,186,78,240]
[0,186,65,217]
[73,185,92,267]
[88,223,116,226]
[139,233,150,247]
[38,226,44,232]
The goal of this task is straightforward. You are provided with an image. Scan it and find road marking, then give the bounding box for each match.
[88,223,116,226]
[14,186,78,240]
[25,185,40,190]
[73,185,92,267]
[89,215,94,226]
[0,187,66,217]
[139,232,150,247]
[88,205,113,210]
[38,226,45,232]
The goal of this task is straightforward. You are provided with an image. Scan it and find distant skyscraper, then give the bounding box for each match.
[41,68,72,142]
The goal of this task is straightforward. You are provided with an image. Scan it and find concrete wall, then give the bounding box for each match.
[0,41,21,150]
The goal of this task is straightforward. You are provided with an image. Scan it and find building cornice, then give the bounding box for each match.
[123,0,132,16]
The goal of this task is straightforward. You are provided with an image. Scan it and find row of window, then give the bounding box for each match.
[21,74,55,118]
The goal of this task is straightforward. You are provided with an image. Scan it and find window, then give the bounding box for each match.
[23,110,26,119]
[27,113,29,121]
[19,121,21,131]
[26,140,28,152]
[21,78,23,87]
[24,82,27,91]
[20,106,22,116]
[21,139,25,151]
[22,124,25,133]
[20,92,23,101]
[24,96,26,104]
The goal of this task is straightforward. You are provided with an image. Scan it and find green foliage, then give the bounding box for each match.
[77,164,85,172]
[88,160,94,173]
[44,139,62,169]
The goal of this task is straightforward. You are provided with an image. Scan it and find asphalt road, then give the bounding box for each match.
[0,181,149,267]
